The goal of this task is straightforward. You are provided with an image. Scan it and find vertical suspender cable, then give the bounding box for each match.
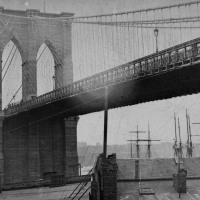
[71,20,76,80]
[97,17,100,73]
[136,12,140,59]
[110,15,114,68]
[161,8,166,49]
[78,18,83,79]
[76,19,81,80]
[197,3,200,38]
[80,19,84,79]
[104,16,108,70]
[132,12,137,60]
[145,10,150,55]
[100,16,106,71]
[105,15,109,70]
[131,13,135,60]
[122,14,126,62]
[87,17,92,76]
[192,4,196,38]
[169,7,175,47]
[140,11,144,57]
[120,14,125,63]
[188,4,193,40]
[44,46,47,92]
[127,13,132,62]
[115,14,120,65]
[153,9,156,51]
[178,6,183,44]
[83,17,87,78]
[167,8,171,48]
[92,17,97,75]
[195,3,200,39]
[72,18,76,80]
[183,5,187,43]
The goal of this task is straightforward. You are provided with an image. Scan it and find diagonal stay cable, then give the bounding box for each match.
[5,85,22,108]
[1,47,17,82]
[37,45,48,62]
[60,118,101,199]
[5,43,48,107]
[1,41,51,181]
[4,91,104,134]
[5,63,180,134]
[66,169,92,200]
[77,186,91,200]
[71,182,90,200]
[2,43,15,72]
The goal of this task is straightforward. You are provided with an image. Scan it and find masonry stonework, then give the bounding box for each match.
[0,7,74,101]
[0,8,79,186]
[60,19,74,86]
[28,119,40,181]
[0,53,2,110]
[91,154,118,200]
[2,115,79,185]
[22,60,37,100]
[64,117,79,177]
[0,112,4,186]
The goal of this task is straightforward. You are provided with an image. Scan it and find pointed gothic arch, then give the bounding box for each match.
[36,42,55,96]
[1,39,22,109]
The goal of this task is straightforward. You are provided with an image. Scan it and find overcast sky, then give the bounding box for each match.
[0,0,196,16]
[1,0,200,147]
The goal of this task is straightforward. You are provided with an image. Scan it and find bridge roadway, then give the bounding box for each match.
[4,37,200,122]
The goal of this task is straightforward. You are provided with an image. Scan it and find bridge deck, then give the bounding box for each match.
[4,37,200,118]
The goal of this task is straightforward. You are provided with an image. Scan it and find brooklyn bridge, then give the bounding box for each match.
[0,1,200,199]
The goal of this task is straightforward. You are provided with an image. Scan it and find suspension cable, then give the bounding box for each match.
[2,47,17,82]
[5,43,50,107]
[6,84,22,108]
[2,44,15,71]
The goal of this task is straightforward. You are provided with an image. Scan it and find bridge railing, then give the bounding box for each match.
[5,37,200,115]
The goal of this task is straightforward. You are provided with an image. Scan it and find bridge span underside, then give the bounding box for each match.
[5,61,200,121]
[3,61,200,184]
[3,115,79,185]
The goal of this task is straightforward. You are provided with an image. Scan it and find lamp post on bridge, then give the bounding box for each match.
[52,75,55,90]
[154,28,159,53]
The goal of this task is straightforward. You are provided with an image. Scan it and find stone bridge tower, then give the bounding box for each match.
[0,7,74,102]
[0,8,80,186]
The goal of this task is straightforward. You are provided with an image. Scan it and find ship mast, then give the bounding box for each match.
[178,118,183,173]
[173,113,178,158]
[146,124,160,158]
[186,110,190,157]
[186,110,193,157]
[147,124,151,159]
[128,125,146,158]
[188,115,193,157]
